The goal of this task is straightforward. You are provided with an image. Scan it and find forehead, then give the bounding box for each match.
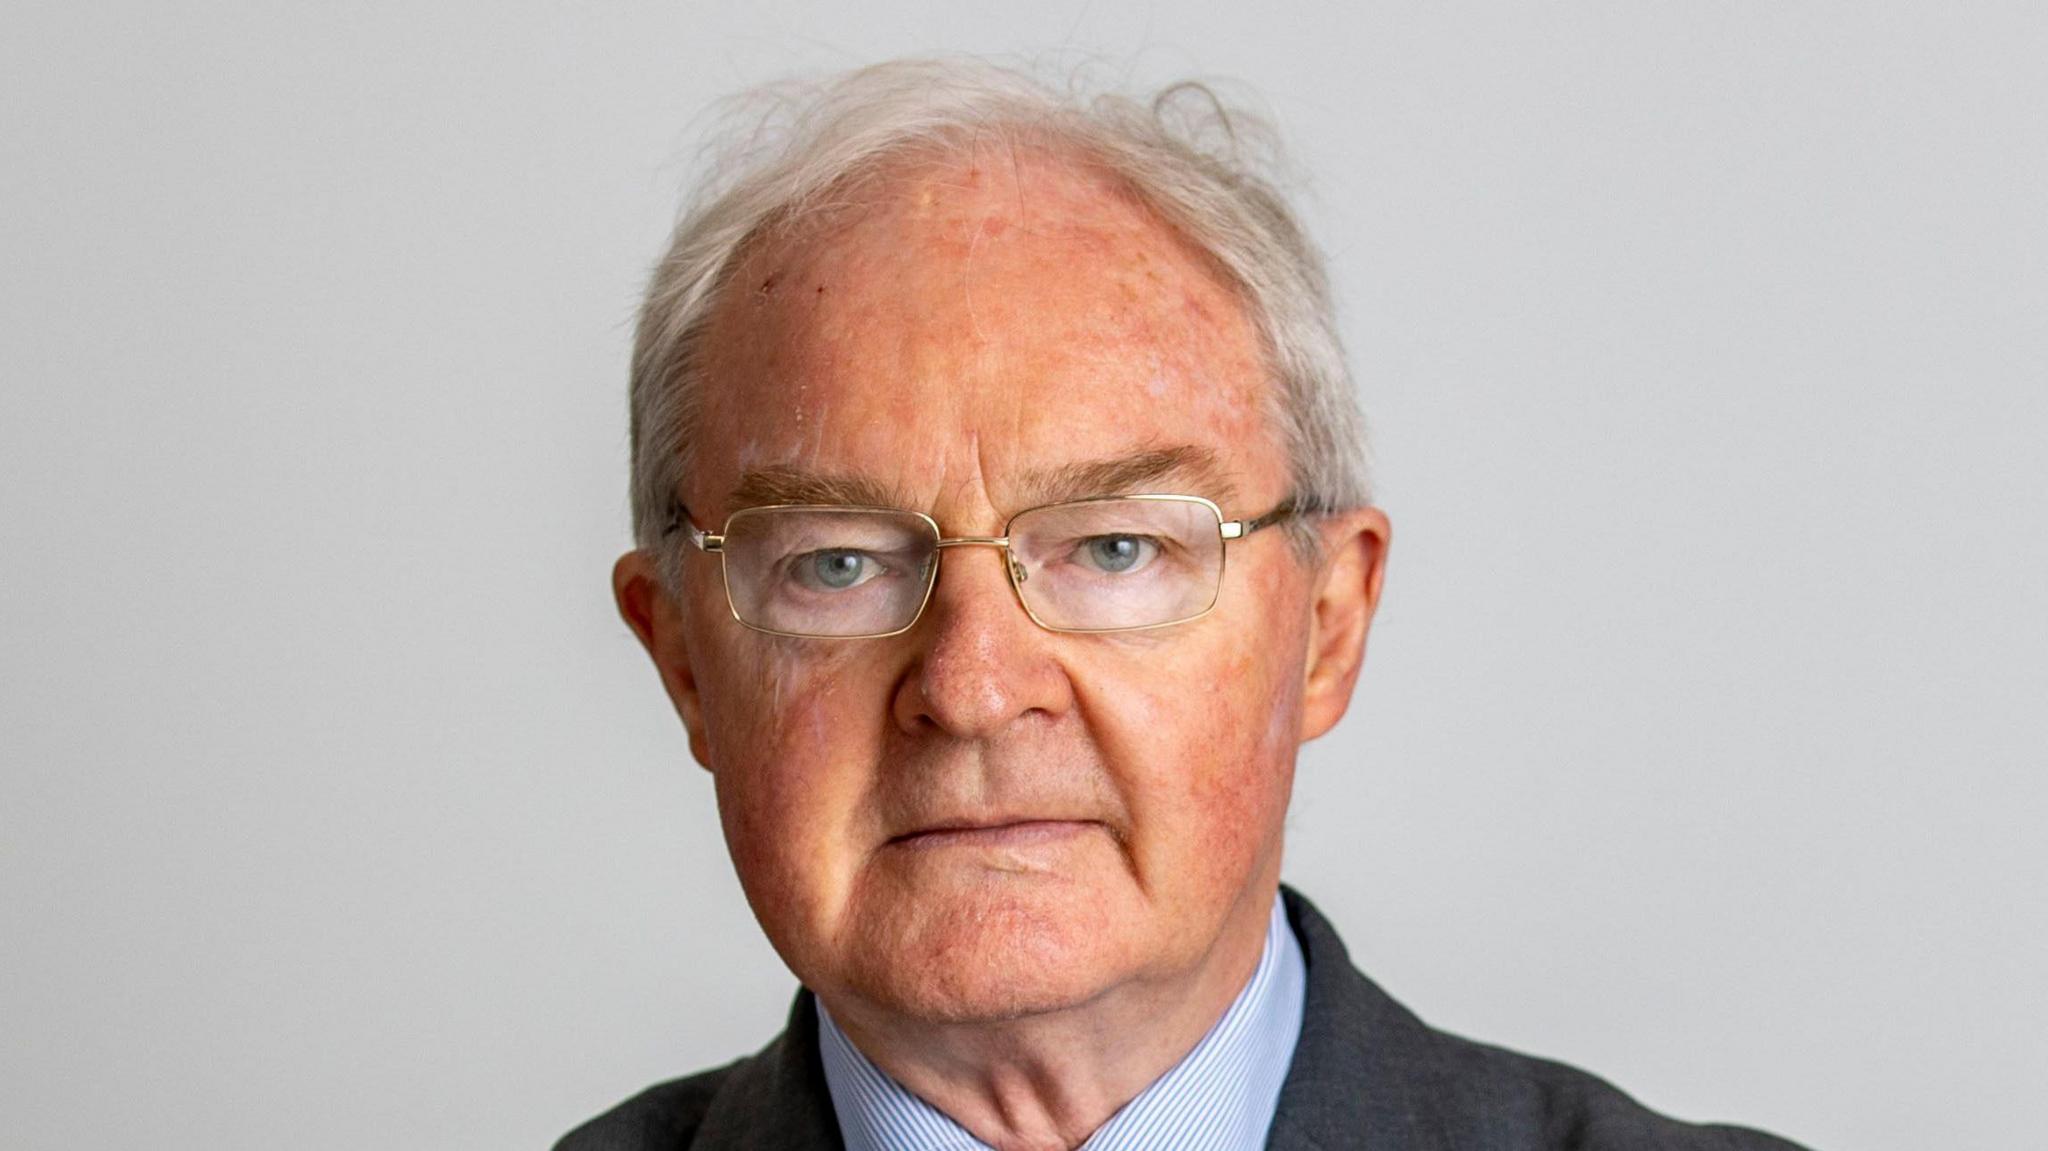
[690,147,1281,518]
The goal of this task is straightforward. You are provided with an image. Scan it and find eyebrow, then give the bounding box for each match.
[724,444,1239,517]
[1022,444,1238,507]
[726,467,907,511]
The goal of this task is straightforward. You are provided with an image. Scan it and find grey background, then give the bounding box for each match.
[4,3,2043,1149]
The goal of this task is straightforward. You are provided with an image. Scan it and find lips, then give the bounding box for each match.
[887,818,1098,850]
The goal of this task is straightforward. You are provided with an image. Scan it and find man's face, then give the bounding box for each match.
[625,151,1383,1024]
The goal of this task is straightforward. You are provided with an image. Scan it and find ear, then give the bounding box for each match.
[1299,507,1391,742]
[612,550,713,769]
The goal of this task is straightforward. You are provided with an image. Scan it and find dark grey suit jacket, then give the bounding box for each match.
[558,888,1809,1150]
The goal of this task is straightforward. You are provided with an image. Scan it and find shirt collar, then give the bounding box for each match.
[817,890,1308,1151]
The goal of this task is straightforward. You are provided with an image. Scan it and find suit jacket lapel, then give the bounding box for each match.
[690,990,845,1151]
[1266,886,1456,1151]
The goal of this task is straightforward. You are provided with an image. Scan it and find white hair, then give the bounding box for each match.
[627,58,1369,579]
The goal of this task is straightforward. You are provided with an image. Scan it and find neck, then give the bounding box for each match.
[819,877,1282,1151]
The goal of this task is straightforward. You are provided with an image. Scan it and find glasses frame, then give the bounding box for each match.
[664,493,1299,639]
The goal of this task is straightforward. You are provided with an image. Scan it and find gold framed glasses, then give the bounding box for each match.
[664,494,1299,638]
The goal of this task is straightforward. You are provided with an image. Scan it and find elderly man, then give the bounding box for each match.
[564,61,1805,1151]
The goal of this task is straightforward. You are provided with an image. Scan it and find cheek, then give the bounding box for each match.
[697,638,888,914]
[1085,632,1303,890]
[1190,650,1301,833]
[1184,583,1314,854]
[699,632,854,753]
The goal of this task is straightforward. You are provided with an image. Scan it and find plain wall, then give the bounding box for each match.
[3,3,2043,1148]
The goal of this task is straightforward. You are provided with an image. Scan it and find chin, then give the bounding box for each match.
[837,872,1142,1024]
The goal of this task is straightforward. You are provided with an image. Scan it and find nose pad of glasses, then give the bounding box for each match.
[1008,555,1028,585]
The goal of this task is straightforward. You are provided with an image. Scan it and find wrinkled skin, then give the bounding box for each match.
[614,146,1390,1147]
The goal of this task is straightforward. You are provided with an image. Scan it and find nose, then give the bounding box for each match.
[891,543,1074,738]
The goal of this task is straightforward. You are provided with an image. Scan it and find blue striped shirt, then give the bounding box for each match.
[817,892,1307,1150]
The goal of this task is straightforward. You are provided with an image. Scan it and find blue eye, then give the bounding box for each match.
[1080,535,1157,574]
[801,550,880,590]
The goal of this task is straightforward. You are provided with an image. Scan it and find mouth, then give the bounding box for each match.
[887,819,1099,851]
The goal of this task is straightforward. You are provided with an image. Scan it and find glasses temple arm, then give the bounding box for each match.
[662,503,723,553]
[1221,497,1304,540]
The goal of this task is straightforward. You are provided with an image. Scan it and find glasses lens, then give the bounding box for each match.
[719,508,938,637]
[1006,497,1224,631]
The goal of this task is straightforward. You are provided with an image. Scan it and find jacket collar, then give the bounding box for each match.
[1265,886,1440,1151]
[688,989,844,1150]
